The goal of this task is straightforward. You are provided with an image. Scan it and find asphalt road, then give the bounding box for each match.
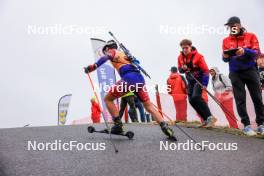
[0,124,263,176]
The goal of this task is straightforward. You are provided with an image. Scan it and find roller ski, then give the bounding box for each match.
[160,122,177,141]
[87,126,134,140]
[87,118,134,140]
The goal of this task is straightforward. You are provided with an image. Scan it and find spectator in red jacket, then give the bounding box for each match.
[222,16,264,136]
[167,66,188,121]
[178,39,217,128]
[90,98,101,123]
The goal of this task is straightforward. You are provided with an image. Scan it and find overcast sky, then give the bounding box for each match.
[0,0,263,128]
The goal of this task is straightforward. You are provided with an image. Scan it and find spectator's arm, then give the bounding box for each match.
[242,34,260,59]
[244,48,258,58]
[198,56,210,86]
[221,74,233,91]
[222,40,231,63]
[222,56,230,63]
[250,33,260,51]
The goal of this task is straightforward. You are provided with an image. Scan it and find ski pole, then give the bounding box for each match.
[151,103,173,122]
[86,72,119,153]
[187,72,238,123]
[151,102,204,150]
[108,31,151,79]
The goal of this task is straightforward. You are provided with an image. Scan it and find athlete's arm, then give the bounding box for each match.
[95,55,111,67]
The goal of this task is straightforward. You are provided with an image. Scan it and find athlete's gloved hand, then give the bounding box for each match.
[132,59,140,65]
[84,64,97,73]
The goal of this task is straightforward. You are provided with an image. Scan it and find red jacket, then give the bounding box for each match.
[178,47,209,86]
[167,73,187,95]
[223,32,259,51]
[91,102,101,119]
[222,31,260,72]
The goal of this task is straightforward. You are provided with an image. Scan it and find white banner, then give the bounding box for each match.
[58,94,72,125]
[90,38,118,122]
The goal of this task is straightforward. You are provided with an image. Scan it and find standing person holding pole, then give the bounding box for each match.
[178,39,217,128]
[222,16,264,136]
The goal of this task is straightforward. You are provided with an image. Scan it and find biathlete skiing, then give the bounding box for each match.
[84,39,176,140]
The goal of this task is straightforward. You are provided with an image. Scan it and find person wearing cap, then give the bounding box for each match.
[167,66,188,122]
[222,16,264,136]
[90,98,101,123]
[84,40,175,139]
[178,39,217,128]
[257,53,264,89]
[209,67,238,129]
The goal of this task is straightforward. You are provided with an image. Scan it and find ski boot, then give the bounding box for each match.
[111,117,124,134]
[160,121,177,141]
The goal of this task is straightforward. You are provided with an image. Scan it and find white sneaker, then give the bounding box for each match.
[257,125,264,135]
[243,125,257,136]
[205,116,217,128]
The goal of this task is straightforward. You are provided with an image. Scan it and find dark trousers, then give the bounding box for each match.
[129,102,145,122]
[119,96,138,122]
[137,103,146,122]
[229,67,264,126]
[188,82,212,121]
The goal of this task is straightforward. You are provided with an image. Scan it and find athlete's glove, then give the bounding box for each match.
[84,64,97,73]
[132,59,140,65]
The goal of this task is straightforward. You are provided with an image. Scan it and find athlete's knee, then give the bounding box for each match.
[104,93,116,102]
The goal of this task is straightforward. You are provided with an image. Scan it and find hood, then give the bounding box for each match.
[191,46,198,55]
[91,101,98,105]
[210,67,220,80]
[210,67,220,74]
[181,46,198,57]
[169,73,180,79]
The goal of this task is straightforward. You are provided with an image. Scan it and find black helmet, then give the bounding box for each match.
[102,40,118,53]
